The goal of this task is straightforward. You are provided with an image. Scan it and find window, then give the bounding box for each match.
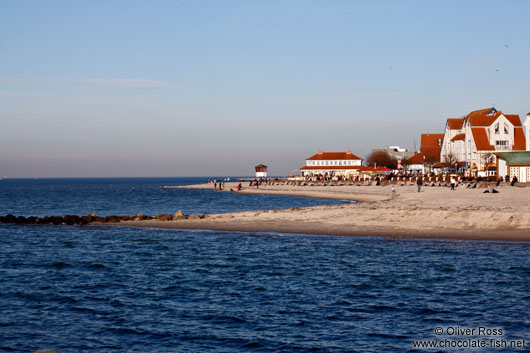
[495,123,500,134]
[496,140,509,150]
[504,123,509,134]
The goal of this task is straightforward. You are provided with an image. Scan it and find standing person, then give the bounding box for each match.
[214,180,217,189]
[237,183,241,191]
[416,176,423,193]
[391,185,396,198]
[450,176,456,191]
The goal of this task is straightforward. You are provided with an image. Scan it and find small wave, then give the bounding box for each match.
[86,263,106,270]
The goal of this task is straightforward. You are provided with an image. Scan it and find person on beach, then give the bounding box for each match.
[237,183,241,191]
[450,176,456,190]
[214,180,217,189]
[511,176,518,186]
[416,176,423,192]
[391,185,396,198]
[483,184,499,193]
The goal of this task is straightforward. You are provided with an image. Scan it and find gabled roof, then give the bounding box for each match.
[471,128,494,151]
[467,107,496,119]
[513,127,526,150]
[505,114,522,127]
[447,118,464,130]
[468,111,502,127]
[306,150,362,160]
[451,134,465,142]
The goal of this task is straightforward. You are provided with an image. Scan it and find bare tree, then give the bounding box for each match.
[365,150,398,169]
[481,152,495,171]
[443,151,458,171]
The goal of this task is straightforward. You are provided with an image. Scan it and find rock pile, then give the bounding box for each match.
[0,210,208,226]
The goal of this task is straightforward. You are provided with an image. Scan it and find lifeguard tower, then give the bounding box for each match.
[255,164,268,178]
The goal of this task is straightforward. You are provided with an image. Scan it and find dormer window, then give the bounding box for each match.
[495,123,500,134]
[504,123,509,134]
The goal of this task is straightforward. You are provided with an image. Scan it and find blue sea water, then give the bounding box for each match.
[0,178,529,352]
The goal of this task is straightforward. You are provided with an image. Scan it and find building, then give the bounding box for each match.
[440,107,526,176]
[404,133,444,173]
[255,164,268,178]
[300,150,363,178]
[371,146,415,161]
[523,113,530,151]
[496,151,530,182]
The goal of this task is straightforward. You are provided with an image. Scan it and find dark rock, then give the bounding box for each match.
[75,218,89,226]
[15,216,27,224]
[93,216,105,223]
[155,214,172,221]
[82,215,93,223]
[47,216,64,225]
[144,215,154,220]
[64,215,82,225]
[131,214,145,221]
[105,215,120,223]
[27,216,42,224]
[118,215,131,221]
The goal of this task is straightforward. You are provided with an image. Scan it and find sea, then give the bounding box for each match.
[0,178,528,352]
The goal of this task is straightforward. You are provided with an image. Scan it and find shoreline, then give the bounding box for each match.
[109,218,530,242]
[117,182,530,242]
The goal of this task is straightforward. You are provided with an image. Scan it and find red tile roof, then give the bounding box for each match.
[420,133,443,162]
[405,152,425,164]
[505,114,522,126]
[300,166,362,170]
[513,127,526,150]
[467,107,495,119]
[447,118,464,130]
[306,150,362,160]
[471,128,494,150]
[451,133,465,141]
[468,111,501,126]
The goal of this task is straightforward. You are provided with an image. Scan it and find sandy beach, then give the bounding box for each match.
[107,181,530,241]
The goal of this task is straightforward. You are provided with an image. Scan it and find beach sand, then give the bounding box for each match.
[116,182,530,241]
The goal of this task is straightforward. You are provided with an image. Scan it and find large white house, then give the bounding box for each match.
[440,107,526,175]
[300,150,363,178]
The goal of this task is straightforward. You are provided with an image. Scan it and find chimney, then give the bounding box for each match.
[317,150,323,154]
[346,149,352,154]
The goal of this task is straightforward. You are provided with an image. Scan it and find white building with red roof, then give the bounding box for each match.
[440,107,526,175]
[300,150,363,178]
[404,133,444,173]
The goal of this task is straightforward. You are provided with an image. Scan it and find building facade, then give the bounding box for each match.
[440,107,526,175]
[300,150,362,178]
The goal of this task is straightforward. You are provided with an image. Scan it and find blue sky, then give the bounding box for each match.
[1,0,529,177]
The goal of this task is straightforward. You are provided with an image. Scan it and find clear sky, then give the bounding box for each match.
[1,0,529,177]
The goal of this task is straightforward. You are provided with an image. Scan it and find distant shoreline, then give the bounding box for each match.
[114,182,530,242]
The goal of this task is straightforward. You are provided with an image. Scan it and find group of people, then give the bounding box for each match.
[208,178,230,190]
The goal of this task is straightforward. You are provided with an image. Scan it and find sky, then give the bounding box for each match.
[1,0,529,177]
